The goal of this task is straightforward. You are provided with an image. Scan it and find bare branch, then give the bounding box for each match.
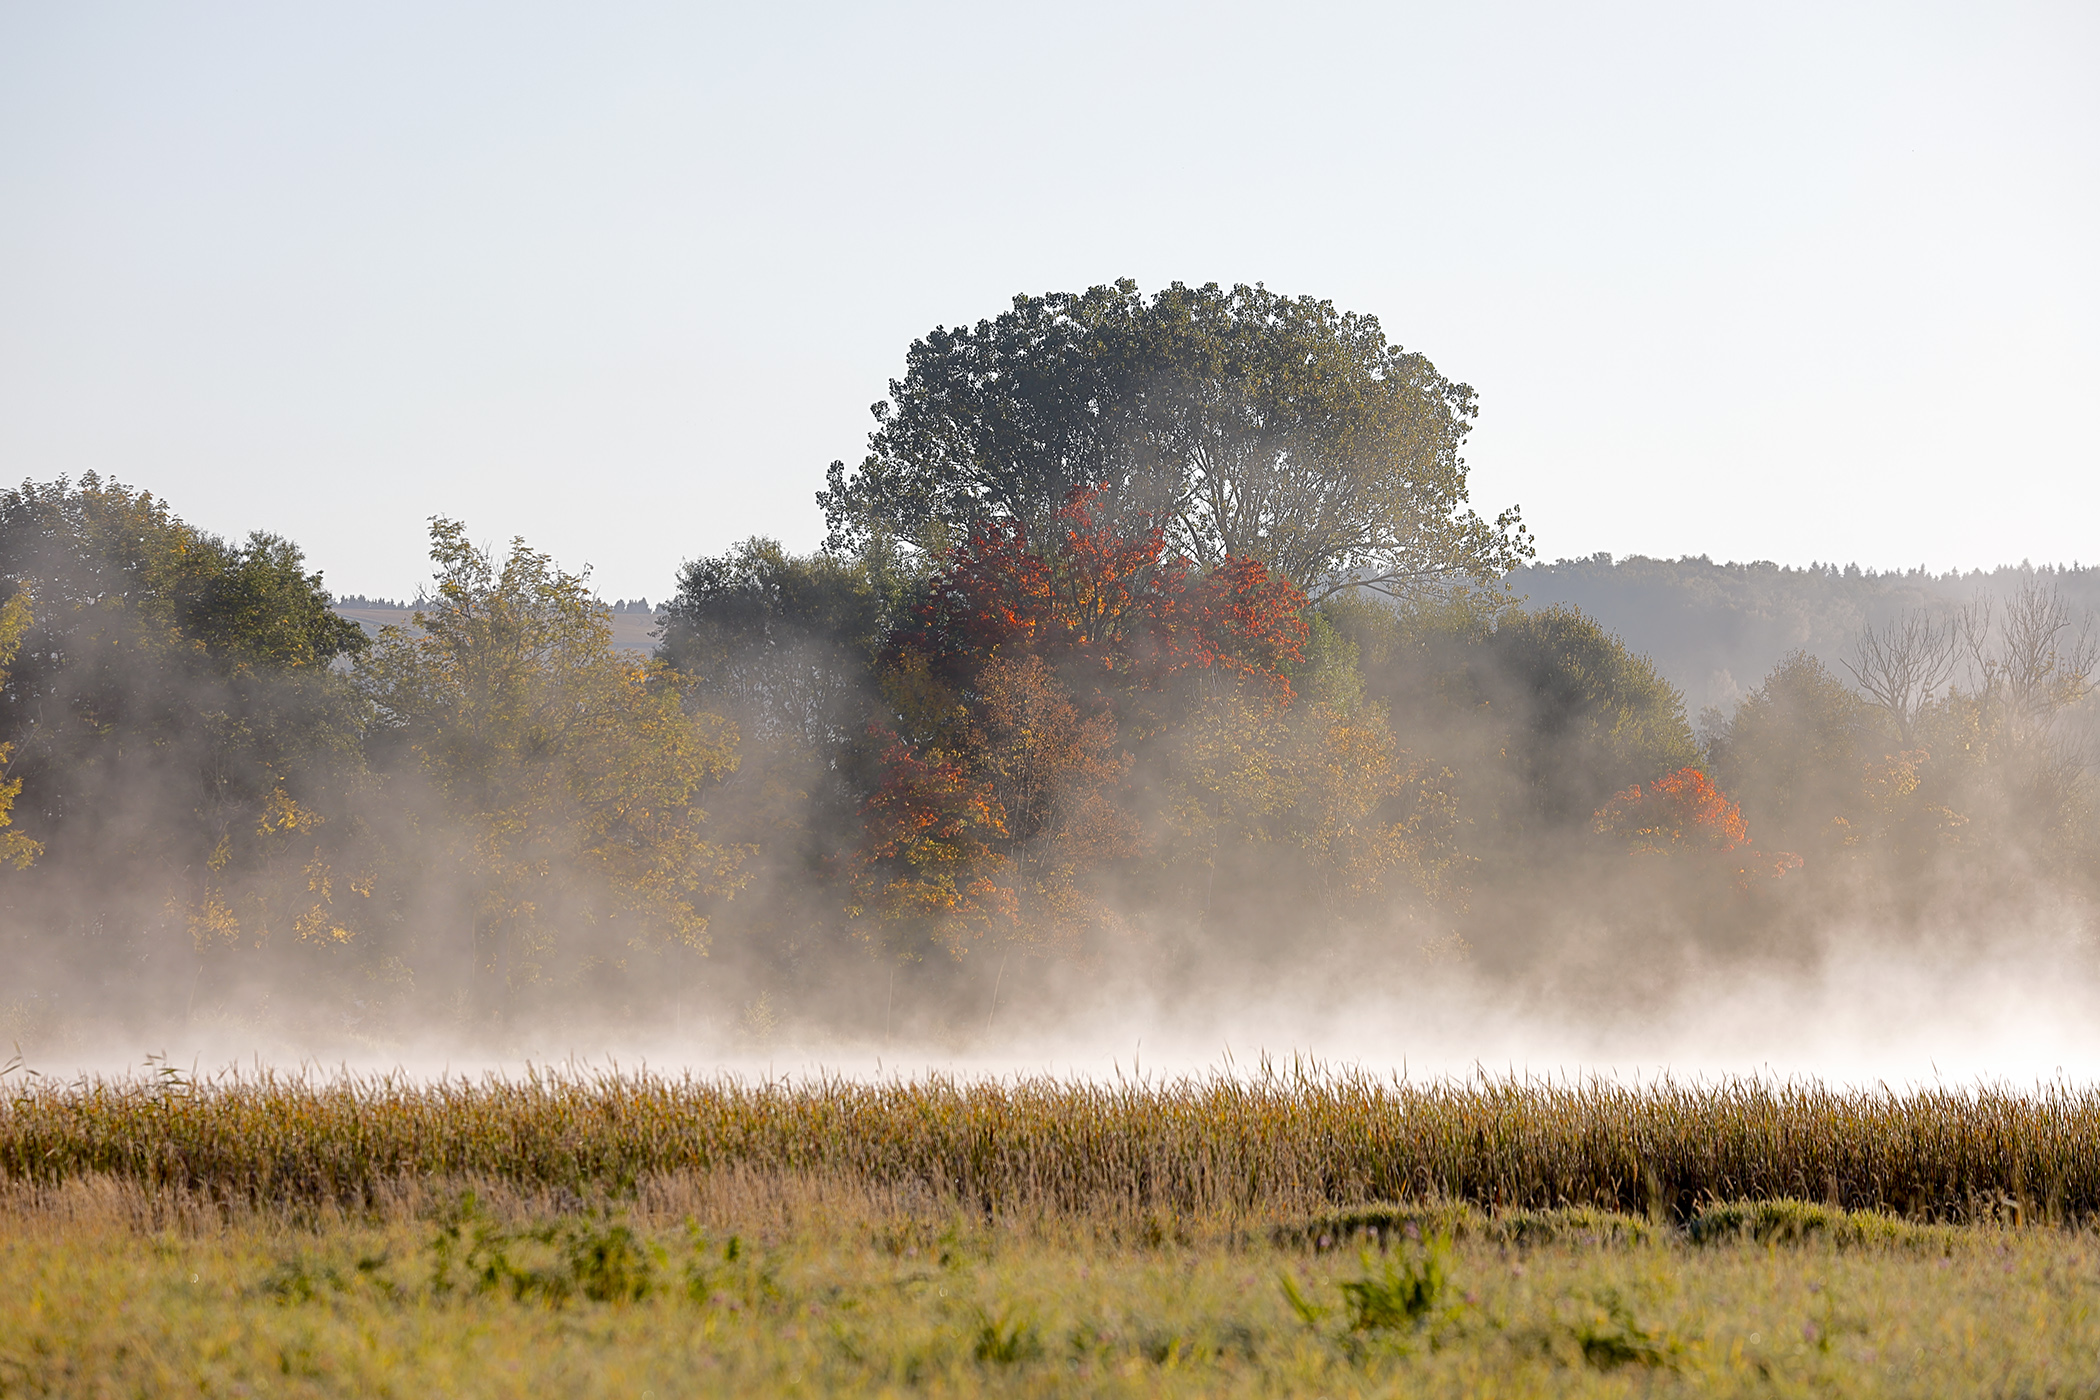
[1843,609,1957,743]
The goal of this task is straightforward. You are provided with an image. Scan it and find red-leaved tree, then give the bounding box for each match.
[892,485,1308,711]
[1592,766,1802,889]
[851,485,1309,961]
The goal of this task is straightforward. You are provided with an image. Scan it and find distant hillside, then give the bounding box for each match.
[1507,557,2100,717]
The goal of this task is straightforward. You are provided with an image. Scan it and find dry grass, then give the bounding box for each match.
[4,1064,2095,1223]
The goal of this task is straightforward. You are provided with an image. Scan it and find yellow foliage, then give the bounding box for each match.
[0,587,41,871]
[1163,690,1465,923]
[184,894,243,950]
[357,521,747,986]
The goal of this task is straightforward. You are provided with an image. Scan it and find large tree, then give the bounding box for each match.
[818,280,1532,601]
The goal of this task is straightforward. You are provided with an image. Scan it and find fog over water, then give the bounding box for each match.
[17,925,2097,1092]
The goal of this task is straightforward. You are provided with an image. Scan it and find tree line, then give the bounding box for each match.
[2,281,2093,1044]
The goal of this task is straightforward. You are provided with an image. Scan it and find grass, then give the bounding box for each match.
[5,1065,2099,1394]
[3,1062,2096,1222]
[4,1175,2096,1397]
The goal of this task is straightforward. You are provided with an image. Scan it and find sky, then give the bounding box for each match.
[2,1,2095,604]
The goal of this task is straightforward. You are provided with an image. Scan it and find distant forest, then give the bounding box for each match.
[1514,556,2100,718]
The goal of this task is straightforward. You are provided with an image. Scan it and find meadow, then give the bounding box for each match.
[5,1066,2100,1396]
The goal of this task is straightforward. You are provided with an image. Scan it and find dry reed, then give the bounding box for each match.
[3,1063,2093,1223]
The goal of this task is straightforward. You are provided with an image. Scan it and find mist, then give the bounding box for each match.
[4,314,2097,1096]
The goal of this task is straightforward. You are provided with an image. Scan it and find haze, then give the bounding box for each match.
[3,1,2095,604]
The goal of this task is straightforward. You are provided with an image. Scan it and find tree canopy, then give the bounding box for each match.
[0,475,369,941]
[818,280,1533,601]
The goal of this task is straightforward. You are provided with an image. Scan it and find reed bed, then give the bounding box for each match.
[3,1064,2095,1223]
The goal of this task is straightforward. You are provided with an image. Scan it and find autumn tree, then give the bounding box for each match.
[845,729,1015,961]
[851,486,1310,964]
[1157,621,1465,943]
[1592,767,1800,890]
[965,654,1136,950]
[889,485,1310,723]
[818,280,1532,600]
[0,475,370,971]
[0,588,40,871]
[357,520,746,1014]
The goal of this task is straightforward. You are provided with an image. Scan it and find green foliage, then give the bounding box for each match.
[17,1184,2100,1397]
[1566,1289,1676,1370]
[0,475,372,957]
[819,279,1531,600]
[1328,590,1699,838]
[1705,652,1887,851]
[428,1194,664,1305]
[1687,1200,1921,1248]
[970,1307,1044,1364]
[657,537,889,749]
[1337,1237,1455,1332]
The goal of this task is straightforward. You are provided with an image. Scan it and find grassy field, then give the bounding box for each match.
[5,1067,2099,1395]
[6,1177,2097,1397]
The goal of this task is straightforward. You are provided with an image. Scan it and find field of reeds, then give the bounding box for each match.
[3,1062,2097,1224]
[7,1065,2100,1396]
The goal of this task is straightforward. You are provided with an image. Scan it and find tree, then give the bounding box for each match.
[0,588,40,871]
[654,540,902,991]
[1706,651,1888,852]
[1845,610,1958,744]
[1592,767,1800,890]
[656,538,889,751]
[890,484,1310,723]
[0,475,370,963]
[818,283,1153,554]
[851,485,1309,961]
[357,520,745,1011]
[1920,583,2100,875]
[1960,583,2098,772]
[965,654,1137,951]
[818,281,1532,601]
[846,728,1015,961]
[1157,667,1465,940]
[1336,592,1702,837]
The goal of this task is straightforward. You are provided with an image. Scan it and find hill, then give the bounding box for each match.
[1507,556,2100,717]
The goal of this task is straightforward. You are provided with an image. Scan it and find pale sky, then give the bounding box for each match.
[2,1,2094,603]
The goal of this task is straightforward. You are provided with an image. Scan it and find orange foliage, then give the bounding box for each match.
[848,729,1016,955]
[1592,766,1801,889]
